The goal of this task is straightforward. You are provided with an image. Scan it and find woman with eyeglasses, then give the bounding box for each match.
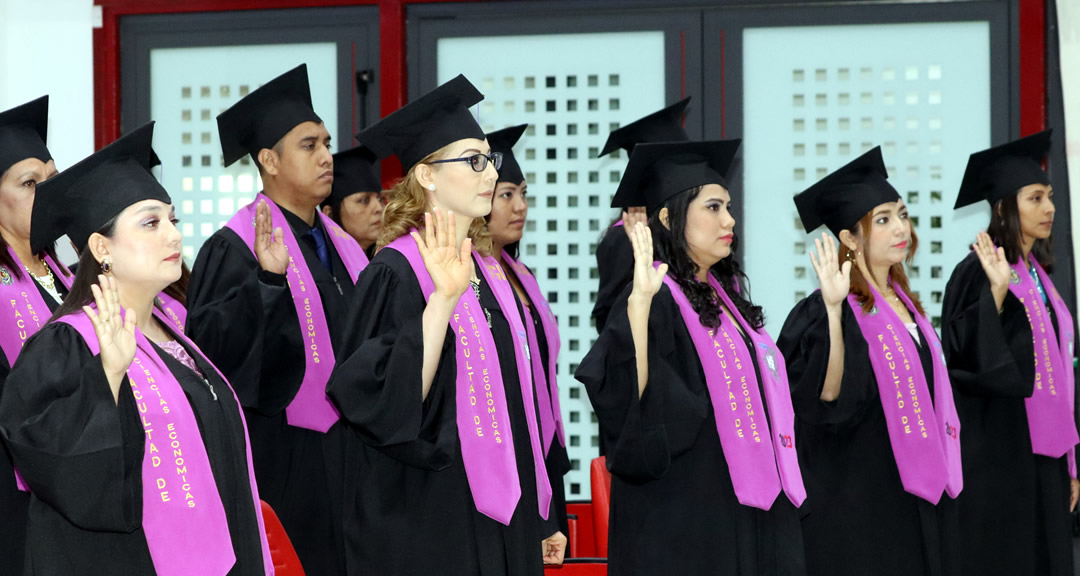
[327,76,565,576]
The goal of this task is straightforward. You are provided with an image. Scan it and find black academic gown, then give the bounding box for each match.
[327,247,557,576]
[0,271,68,576]
[0,318,264,575]
[591,224,633,336]
[506,263,572,540]
[941,252,1074,576]
[776,292,959,576]
[186,201,354,576]
[576,284,805,576]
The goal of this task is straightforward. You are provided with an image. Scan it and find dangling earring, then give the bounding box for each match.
[101,258,112,274]
[846,250,856,263]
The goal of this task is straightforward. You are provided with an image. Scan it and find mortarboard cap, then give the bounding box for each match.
[487,124,528,185]
[600,97,691,158]
[217,64,323,167]
[612,140,741,213]
[794,146,900,236]
[31,122,169,253]
[328,146,381,206]
[954,130,1052,209]
[0,96,51,177]
[356,75,485,171]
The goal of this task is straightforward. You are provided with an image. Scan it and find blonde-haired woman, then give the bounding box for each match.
[327,76,564,576]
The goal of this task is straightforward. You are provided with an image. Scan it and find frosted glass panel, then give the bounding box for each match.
[150,44,338,260]
[743,22,991,336]
[438,31,666,498]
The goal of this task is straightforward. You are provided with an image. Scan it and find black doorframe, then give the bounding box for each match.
[119,6,381,151]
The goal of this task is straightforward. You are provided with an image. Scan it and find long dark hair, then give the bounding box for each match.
[650,186,765,330]
[987,192,1055,272]
[0,238,69,282]
[49,218,118,322]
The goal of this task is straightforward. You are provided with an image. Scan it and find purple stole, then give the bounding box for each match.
[663,272,806,510]
[224,193,369,432]
[155,292,187,333]
[502,250,566,453]
[1009,259,1079,475]
[847,283,963,503]
[385,234,550,524]
[59,308,273,576]
[0,250,74,493]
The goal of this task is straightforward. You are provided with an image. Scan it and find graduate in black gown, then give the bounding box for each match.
[942,130,1079,576]
[777,148,962,576]
[186,64,367,576]
[0,122,270,575]
[485,124,572,540]
[327,75,564,575]
[592,98,691,335]
[577,140,807,576]
[0,95,73,575]
[321,145,384,259]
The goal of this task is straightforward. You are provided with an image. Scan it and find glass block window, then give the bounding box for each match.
[149,43,338,261]
[438,31,666,498]
[743,22,991,335]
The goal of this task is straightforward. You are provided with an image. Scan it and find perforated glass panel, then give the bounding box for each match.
[149,44,338,260]
[742,22,991,336]
[437,31,666,498]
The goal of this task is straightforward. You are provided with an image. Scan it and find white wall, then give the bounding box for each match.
[0,0,96,171]
[1059,2,1080,314]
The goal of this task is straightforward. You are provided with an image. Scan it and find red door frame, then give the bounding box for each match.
[93,0,1049,172]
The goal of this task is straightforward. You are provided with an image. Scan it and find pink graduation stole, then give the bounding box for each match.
[847,282,963,503]
[664,272,806,509]
[1009,259,1079,474]
[502,251,565,452]
[224,193,368,432]
[155,292,187,333]
[60,307,274,576]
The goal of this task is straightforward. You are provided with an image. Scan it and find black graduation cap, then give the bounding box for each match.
[217,64,323,167]
[487,124,528,185]
[328,146,381,206]
[794,146,900,236]
[612,140,741,213]
[149,147,162,169]
[356,74,485,171]
[954,130,1052,209]
[599,97,691,158]
[0,95,51,176]
[31,122,169,253]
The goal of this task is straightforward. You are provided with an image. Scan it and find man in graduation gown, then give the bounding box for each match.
[186,64,366,576]
[592,98,692,335]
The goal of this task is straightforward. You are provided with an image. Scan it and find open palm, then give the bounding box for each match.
[629,222,667,300]
[808,232,851,307]
[412,208,474,301]
[255,199,289,275]
[84,274,136,380]
[972,230,1010,291]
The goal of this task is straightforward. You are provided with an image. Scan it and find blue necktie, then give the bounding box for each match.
[308,227,332,272]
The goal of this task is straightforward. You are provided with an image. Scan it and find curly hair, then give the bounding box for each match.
[840,211,925,316]
[376,145,493,256]
[649,186,765,330]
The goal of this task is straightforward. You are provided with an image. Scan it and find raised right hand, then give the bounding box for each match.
[412,208,474,302]
[84,274,137,390]
[808,232,851,308]
[621,207,647,241]
[254,199,289,275]
[629,222,667,302]
[972,230,1010,292]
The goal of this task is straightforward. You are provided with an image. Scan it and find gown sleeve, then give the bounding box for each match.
[591,227,634,335]
[185,229,302,413]
[941,251,1035,398]
[776,292,878,433]
[576,285,708,482]
[0,322,144,532]
[326,253,456,470]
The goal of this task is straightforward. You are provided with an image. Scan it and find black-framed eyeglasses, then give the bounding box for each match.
[429,151,503,173]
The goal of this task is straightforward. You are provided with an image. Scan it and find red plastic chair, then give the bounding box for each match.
[260,500,306,576]
[544,559,609,575]
[590,457,612,557]
[565,501,596,557]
